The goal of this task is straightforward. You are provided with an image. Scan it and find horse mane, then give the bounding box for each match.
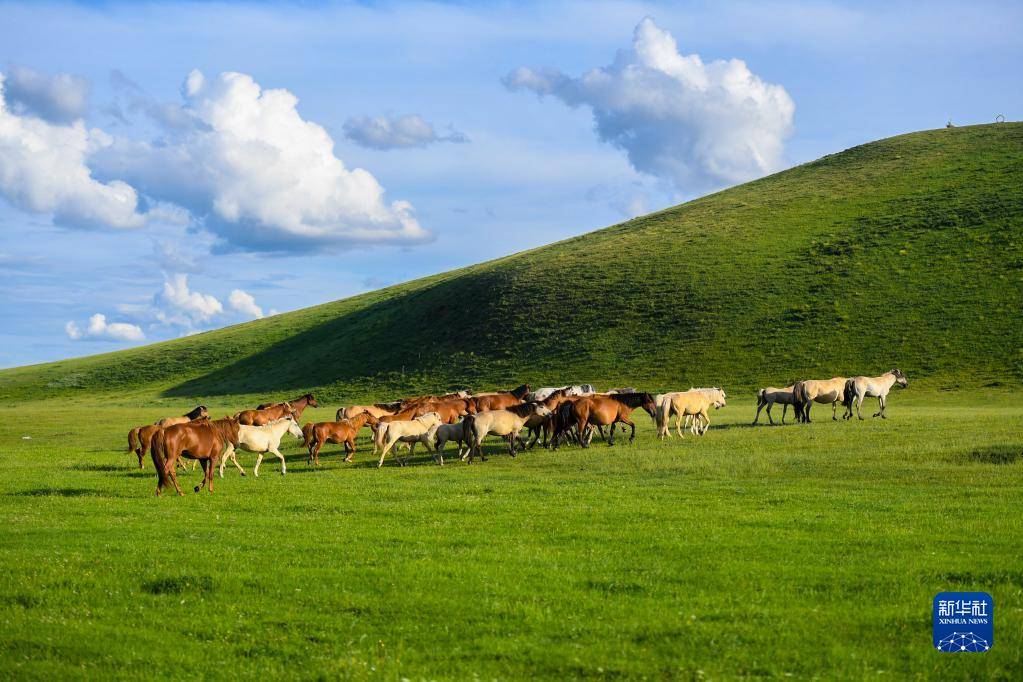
[509,383,530,399]
[506,402,537,417]
[375,401,401,411]
[185,405,207,420]
[609,392,652,407]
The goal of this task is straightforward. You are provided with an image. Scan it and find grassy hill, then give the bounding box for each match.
[2,122,1021,403]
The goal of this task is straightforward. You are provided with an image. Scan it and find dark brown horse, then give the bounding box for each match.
[552,393,657,448]
[306,413,377,465]
[236,402,295,426]
[151,417,240,496]
[127,406,208,466]
[255,393,317,420]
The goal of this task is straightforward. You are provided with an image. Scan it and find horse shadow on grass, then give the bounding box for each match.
[953,445,1022,465]
[11,487,126,499]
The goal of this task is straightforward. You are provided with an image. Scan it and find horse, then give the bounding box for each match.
[307,412,377,465]
[426,421,470,464]
[791,377,847,422]
[337,404,397,421]
[150,417,240,496]
[154,405,208,429]
[235,402,295,426]
[410,397,475,423]
[842,369,909,420]
[552,393,656,448]
[655,389,726,439]
[128,406,208,467]
[524,385,594,401]
[376,412,443,467]
[470,384,531,399]
[469,392,523,413]
[256,393,317,420]
[463,403,552,462]
[370,408,421,453]
[219,417,304,478]
[607,387,637,394]
[752,385,798,425]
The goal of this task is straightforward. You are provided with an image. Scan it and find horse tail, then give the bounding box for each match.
[150,428,169,490]
[842,379,855,408]
[302,423,315,449]
[128,427,140,454]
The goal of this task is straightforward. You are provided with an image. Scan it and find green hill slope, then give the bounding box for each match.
[3,123,1022,403]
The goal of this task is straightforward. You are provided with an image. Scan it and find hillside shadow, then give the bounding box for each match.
[160,270,506,398]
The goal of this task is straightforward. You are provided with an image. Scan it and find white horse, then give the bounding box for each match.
[525,384,597,402]
[219,417,304,478]
[377,412,443,467]
[842,369,908,420]
[654,388,726,438]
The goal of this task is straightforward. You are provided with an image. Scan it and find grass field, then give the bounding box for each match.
[2,392,1021,679]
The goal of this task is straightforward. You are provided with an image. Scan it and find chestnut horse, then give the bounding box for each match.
[337,404,397,421]
[307,412,377,465]
[552,393,657,448]
[411,398,475,423]
[255,393,317,420]
[236,402,295,426]
[150,417,240,496]
[127,406,208,466]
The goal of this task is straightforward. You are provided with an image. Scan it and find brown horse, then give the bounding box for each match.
[150,417,240,496]
[411,398,475,423]
[552,393,657,448]
[307,413,377,465]
[255,393,317,420]
[127,406,208,466]
[236,402,295,426]
[470,393,523,413]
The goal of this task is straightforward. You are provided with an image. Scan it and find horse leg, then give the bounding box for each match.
[622,417,637,443]
[194,459,208,493]
[855,393,865,420]
[378,438,393,468]
[832,400,838,421]
[753,401,764,425]
[608,422,616,446]
[311,439,323,467]
[344,438,355,463]
[675,412,684,439]
[167,456,185,496]
[874,394,886,418]
[780,403,786,425]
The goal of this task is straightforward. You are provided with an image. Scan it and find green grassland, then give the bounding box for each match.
[1,123,1022,678]
[0,394,1021,679]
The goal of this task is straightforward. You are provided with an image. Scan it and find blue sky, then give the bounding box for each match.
[0,0,1020,368]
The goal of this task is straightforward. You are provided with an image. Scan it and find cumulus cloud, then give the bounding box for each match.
[3,65,89,124]
[0,73,148,229]
[228,288,264,319]
[95,70,431,252]
[343,113,468,150]
[65,314,145,342]
[155,273,222,325]
[504,17,795,193]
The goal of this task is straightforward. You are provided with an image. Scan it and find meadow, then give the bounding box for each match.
[1,391,1020,679]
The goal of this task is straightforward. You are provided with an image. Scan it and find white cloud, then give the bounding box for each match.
[228,288,263,319]
[95,70,431,252]
[504,17,795,193]
[153,239,202,273]
[65,314,144,342]
[344,113,468,150]
[3,65,89,124]
[155,273,222,325]
[0,73,148,229]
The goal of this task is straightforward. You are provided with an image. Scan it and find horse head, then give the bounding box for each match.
[286,417,304,439]
[304,393,318,407]
[418,412,443,427]
[712,388,727,408]
[890,369,909,387]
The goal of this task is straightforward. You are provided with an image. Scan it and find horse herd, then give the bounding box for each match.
[127,370,908,497]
